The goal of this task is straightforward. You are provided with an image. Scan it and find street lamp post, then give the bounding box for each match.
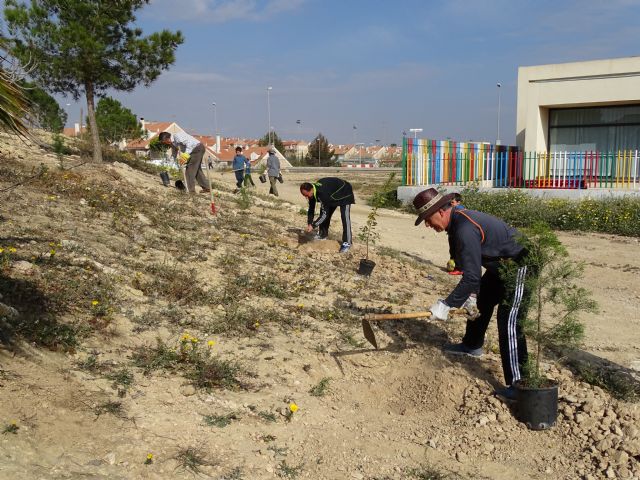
[267,86,273,145]
[212,102,218,135]
[496,83,502,146]
[409,128,423,142]
[355,142,365,166]
[212,101,219,154]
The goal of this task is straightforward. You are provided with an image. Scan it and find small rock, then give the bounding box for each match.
[612,450,629,465]
[180,385,196,396]
[455,452,467,463]
[351,473,364,479]
[11,260,37,275]
[104,452,116,465]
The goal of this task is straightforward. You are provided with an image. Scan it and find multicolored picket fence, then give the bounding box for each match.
[402,138,640,189]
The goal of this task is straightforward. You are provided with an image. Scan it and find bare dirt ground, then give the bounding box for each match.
[0,135,639,480]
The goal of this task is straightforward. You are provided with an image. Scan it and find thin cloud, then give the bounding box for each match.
[147,0,306,23]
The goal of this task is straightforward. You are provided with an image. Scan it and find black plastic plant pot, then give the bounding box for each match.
[357,259,376,276]
[514,380,558,430]
[159,171,170,187]
[259,174,267,183]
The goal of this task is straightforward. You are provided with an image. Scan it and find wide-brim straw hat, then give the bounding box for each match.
[413,188,455,226]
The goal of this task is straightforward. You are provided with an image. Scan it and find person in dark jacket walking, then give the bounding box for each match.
[300,177,355,253]
[413,187,532,400]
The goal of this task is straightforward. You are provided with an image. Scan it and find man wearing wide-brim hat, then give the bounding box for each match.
[414,187,532,401]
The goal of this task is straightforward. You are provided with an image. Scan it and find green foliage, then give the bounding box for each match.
[132,336,244,391]
[21,80,66,132]
[575,364,640,402]
[5,0,183,162]
[174,446,213,475]
[305,133,335,166]
[309,377,331,397]
[276,460,303,479]
[258,130,284,153]
[94,96,142,143]
[460,185,640,237]
[202,413,237,428]
[358,173,396,260]
[235,187,253,209]
[500,223,597,387]
[2,422,19,435]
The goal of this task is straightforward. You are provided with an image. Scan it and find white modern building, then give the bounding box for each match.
[517,56,640,153]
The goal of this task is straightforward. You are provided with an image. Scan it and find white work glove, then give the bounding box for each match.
[429,300,450,321]
[462,294,480,321]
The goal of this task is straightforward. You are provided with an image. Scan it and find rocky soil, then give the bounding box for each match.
[0,132,638,479]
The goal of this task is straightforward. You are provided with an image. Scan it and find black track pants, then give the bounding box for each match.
[317,204,352,244]
[462,267,530,386]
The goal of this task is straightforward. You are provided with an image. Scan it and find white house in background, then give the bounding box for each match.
[517,56,640,152]
[282,140,309,159]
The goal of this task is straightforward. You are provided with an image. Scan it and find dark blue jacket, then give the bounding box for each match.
[445,209,524,307]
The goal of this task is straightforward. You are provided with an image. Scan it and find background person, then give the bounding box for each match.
[158,131,209,194]
[300,177,355,253]
[232,146,246,191]
[243,155,255,187]
[266,146,280,196]
[413,187,533,400]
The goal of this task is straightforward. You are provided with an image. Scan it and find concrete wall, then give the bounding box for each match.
[397,185,639,204]
[517,57,640,151]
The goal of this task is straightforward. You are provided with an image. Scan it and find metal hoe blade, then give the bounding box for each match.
[361,319,378,349]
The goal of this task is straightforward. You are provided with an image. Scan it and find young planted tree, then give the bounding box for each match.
[95,97,142,145]
[357,173,396,261]
[4,0,183,162]
[306,133,335,167]
[501,222,598,388]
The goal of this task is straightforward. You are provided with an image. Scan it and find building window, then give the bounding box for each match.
[549,104,640,152]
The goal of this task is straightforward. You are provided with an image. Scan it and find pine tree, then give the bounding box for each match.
[257,130,284,153]
[5,0,183,162]
[20,81,66,133]
[95,97,142,144]
[306,133,335,166]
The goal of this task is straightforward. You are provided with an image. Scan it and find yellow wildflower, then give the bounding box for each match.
[91,300,99,306]
[8,247,17,253]
[50,249,56,256]
[49,242,56,247]
[191,337,198,343]
[289,403,298,413]
[207,340,215,348]
[254,322,260,328]
[0,248,4,254]
[181,333,190,341]
[146,453,153,460]
[297,303,304,309]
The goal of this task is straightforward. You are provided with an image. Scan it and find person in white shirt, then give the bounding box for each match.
[158,131,210,194]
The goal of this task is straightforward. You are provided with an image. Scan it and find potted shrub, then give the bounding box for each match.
[501,222,597,430]
[356,173,396,276]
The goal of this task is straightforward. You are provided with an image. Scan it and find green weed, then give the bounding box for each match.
[309,377,331,397]
[2,422,19,434]
[575,364,640,402]
[202,413,238,428]
[174,446,214,475]
[276,460,303,479]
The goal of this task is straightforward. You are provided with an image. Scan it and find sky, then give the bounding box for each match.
[59,0,640,146]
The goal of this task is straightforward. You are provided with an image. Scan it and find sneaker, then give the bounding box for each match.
[338,242,351,253]
[313,234,327,241]
[443,342,483,357]
[495,385,517,401]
